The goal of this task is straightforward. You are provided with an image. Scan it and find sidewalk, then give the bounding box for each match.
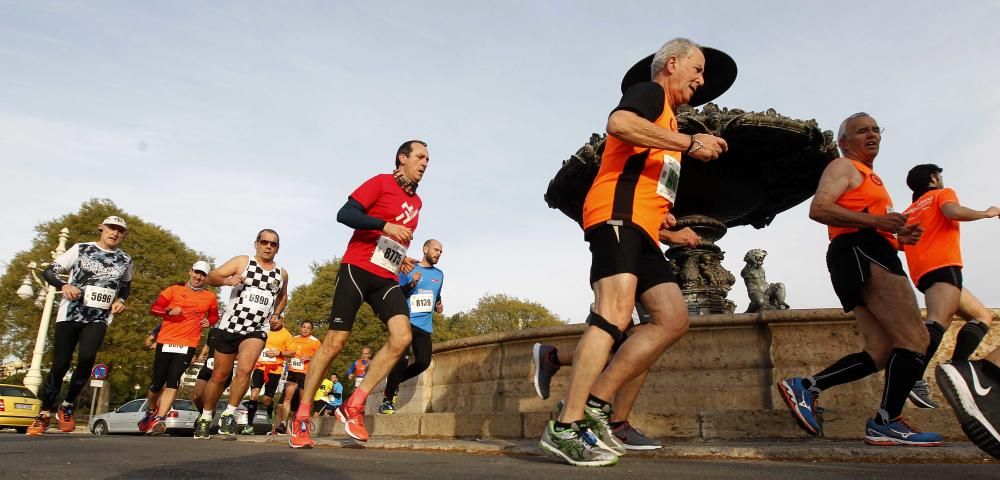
[237,435,998,464]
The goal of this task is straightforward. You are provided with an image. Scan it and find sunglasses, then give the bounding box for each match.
[257,239,279,248]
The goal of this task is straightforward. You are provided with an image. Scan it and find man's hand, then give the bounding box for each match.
[383,223,413,243]
[196,352,207,363]
[435,299,444,314]
[166,306,183,316]
[661,213,678,230]
[687,134,728,162]
[144,336,155,349]
[659,227,701,247]
[400,256,417,274]
[897,223,923,246]
[265,349,278,358]
[226,274,245,287]
[61,284,81,300]
[985,206,1000,218]
[873,212,908,233]
[111,299,126,314]
[410,271,423,286]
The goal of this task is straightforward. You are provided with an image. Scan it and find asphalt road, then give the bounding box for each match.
[2,431,997,480]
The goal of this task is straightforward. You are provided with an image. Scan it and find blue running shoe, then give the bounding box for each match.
[864,417,943,446]
[777,377,821,435]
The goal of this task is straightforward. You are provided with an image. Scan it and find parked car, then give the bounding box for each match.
[88,399,199,435]
[211,399,271,434]
[0,384,42,433]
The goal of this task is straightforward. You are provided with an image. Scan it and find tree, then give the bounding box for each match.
[458,293,565,336]
[0,199,212,407]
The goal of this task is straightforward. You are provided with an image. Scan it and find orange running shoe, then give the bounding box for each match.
[335,405,369,442]
[57,405,76,432]
[26,414,50,436]
[288,416,314,448]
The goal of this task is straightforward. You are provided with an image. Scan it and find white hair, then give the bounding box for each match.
[836,112,872,142]
[650,38,700,79]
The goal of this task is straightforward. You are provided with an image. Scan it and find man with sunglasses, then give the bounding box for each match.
[289,140,427,447]
[194,229,288,439]
[138,260,219,435]
[778,113,943,446]
[27,216,134,435]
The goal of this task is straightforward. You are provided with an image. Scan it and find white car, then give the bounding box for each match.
[88,399,199,435]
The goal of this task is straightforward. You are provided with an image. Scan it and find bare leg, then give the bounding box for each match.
[201,352,236,414]
[956,288,995,326]
[924,282,961,328]
[227,339,265,408]
[155,388,179,417]
[855,306,893,369]
[860,266,927,352]
[274,382,298,429]
[357,315,413,393]
[611,370,648,423]
[192,380,208,411]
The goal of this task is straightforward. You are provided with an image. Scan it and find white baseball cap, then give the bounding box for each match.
[101,215,128,230]
[192,261,211,274]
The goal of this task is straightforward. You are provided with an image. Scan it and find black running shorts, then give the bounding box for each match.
[285,371,306,388]
[148,344,195,392]
[916,266,963,293]
[827,230,907,312]
[196,360,234,389]
[586,223,676,293]
[251,368,281,397]
[209,328,266,355]
[327,264,409,331]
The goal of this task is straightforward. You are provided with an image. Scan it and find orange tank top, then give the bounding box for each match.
[902,188,962,283]
[582,90,679,243]
[828,159,896,245]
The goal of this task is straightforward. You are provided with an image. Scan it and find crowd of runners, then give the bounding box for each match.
[18,37,1000,467]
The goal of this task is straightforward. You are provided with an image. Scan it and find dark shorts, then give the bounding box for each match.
[209,328,267,355]
[196,361,234,389]
[328,264,409,331]
[916,266,963,293]
[586,223,675,293]
[285,371,306,388]
[827,230,907,312]
[280,373,306,405]
[313,401,333,415]
[149,344,195,391]
[251,368,282,397]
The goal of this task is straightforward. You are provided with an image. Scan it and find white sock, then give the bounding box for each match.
[61,401,72,407]
[224,404,237,415]
[201,409,214,420]
[40,410,50,417]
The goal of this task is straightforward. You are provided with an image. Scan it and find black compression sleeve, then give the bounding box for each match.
[41,265,66,289]
[337,198,388,231]
[117,281,132,301]
[401,282,415,296]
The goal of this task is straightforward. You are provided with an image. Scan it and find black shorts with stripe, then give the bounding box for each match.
[327,264,409,332]
[827,230,906,312]
[586,223,676,293]
[916,265,963,293]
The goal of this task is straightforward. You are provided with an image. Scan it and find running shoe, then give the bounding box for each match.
[777,377,821,435]
[26,414,50,436]
[336,405,369,442]
[378,400,396,415]
[137,410,156,433]
[240,425,256,435]
[936,361,1000,459]
[612,421,663,450]
[908,379,940,409]
[147,416,167,436]
[193,417,211,439]
[274,422,287,435]
[288,416,314,449]
[864,417,943,446]
[582,403,626,456]
[539,420,618,467]
[56,405,75,432]
[532,343,560,400]
[219,412,236,436]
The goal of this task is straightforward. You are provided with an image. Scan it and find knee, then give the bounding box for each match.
[652,311,689,340]
[235,365,254,377]
[322,334,348,354]
[865,339,894,369]
[412,356,431,373]
[389,334,412,353]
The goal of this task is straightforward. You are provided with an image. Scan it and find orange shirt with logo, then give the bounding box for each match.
[583,85,679,244]
[902,188,962,283]
[288,335,321,373]
[828,160,897,246]
[255,327,294,369]
[150,285,219,348]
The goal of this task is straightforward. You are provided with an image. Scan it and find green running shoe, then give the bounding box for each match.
[539,420,618,467]
[194,417,211,439]
[583,403,627,456]
[241,424,255,435]
[219,412,236,436]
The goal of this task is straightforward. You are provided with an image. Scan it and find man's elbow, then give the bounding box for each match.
[606,112,629,137]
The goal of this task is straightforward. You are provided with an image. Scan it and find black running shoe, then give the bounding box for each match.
[532,343,560,400]
[194,417,211,439]
[219,412,236,436]
[936,361,1000,459]
[908,379,940,409]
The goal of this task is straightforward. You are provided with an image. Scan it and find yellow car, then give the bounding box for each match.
[0,384,42,433]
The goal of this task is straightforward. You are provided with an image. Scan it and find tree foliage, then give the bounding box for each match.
[459,293,565,336]
[0,199,211,407]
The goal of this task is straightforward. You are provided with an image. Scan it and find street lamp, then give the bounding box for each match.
[17,228,70,395]
[133,384,140,400]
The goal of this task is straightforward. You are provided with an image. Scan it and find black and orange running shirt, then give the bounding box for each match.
[583,82,680,244]
[902,188,962,283]
[828,160,897,246]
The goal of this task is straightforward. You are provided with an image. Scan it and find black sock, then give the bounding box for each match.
[609,420,625,429]
[877,348,926,424]
[924,320,945,359]
[246,401,257,425]
[585,394,609,410]
[804,351,878,394]
[981,360,1000,383]
[953,320,989,362]
[554,420,573,431]
[548,349,561,367]
[266,405,274,418]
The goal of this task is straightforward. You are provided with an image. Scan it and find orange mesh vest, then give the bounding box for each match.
[828,160,896,245]
[582,94,679,243]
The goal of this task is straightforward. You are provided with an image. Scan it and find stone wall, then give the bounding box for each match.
[358,308,999,440]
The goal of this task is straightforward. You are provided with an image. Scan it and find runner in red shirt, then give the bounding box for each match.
[900,164,998,408]
[139,261,219,435]
[289,140,428,447]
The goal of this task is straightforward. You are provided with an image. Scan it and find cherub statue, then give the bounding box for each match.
[741,249,789,313]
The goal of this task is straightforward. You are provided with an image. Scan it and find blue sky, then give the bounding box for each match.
[2,1,999,322]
